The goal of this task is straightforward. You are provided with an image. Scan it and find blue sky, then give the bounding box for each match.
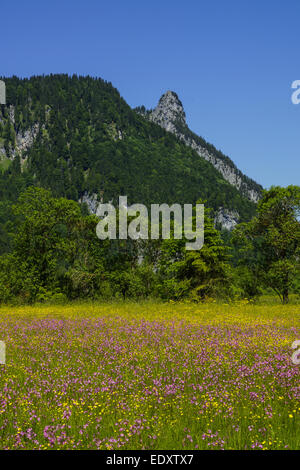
[1,0,299,189]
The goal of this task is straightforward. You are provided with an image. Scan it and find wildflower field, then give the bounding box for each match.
[0,301,299,450]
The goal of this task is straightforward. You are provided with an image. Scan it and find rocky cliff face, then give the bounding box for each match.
[80,192,100,213]
[0,105,40,165]
[214,207,239,231]
[141,91,262,204]
[149,91,186,133]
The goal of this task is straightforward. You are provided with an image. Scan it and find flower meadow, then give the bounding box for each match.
[0,302,299,450]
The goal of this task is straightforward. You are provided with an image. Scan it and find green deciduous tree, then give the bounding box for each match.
[0,186,108,302]
[233,186,300,303]
[158,204,230,301]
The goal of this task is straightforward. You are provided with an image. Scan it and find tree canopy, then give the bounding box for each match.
[233,186,300,303]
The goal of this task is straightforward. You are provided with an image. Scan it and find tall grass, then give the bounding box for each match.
[0,302,299,449]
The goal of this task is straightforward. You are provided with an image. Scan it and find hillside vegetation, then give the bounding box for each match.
[0,75,256,219]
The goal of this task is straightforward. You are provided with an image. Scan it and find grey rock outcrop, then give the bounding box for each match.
[80,192,100,214]
[149,91,186,133]
[214,207,239,231]
[0,105,40,162]
[15,123,40,156]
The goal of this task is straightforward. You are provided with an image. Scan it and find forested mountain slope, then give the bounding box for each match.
[0,75,258,224]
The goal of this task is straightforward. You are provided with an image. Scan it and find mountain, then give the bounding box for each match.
[0,75,258,228]
[136,91,262,203]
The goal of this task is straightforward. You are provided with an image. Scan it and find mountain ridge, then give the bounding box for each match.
[136,90,262,203]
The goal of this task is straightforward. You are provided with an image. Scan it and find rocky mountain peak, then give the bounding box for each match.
[149,90,186,132]
[145,90,262,205]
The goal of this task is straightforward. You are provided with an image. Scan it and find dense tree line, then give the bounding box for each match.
[0,76,298,304]
[0,185,298,304]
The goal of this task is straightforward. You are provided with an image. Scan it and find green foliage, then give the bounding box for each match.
[0,184,298,305]
[157,205,230,301]
[0,75,256,222]
[0,187,158,303]
[0,187,104,302]
[233,186,300,303]
[0,75,297,305]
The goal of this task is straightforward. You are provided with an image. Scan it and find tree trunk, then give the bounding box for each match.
[282,287,289,304]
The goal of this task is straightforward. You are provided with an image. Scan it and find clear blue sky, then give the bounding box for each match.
[1,0,299,189]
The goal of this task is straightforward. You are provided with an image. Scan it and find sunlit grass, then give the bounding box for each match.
[0,301,299,450]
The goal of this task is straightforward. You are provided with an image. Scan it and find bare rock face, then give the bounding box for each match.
[214,207,239,231]
[80,192,100,214]
[15,123,40,155]
[0,106,40,163]
[145,91,262,205]
[149,91,186,133]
